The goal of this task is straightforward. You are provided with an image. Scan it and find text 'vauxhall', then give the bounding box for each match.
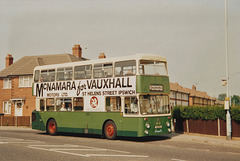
[35,77,135,98]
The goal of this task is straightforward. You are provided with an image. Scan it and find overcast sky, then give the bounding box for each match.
[0,0,239,97]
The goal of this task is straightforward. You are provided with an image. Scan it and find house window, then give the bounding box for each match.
[19,76,33,87]
[3,101,11,114]
[3,78,11,89]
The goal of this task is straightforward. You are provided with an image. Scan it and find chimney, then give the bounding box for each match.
[5,54,14,68]
[99,53,106,59]
[192,85,196,91]
[72,44,82,58]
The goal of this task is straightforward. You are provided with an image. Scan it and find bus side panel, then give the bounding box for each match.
[33,111,123,135]
[32,111,171,137]
[32,111,45,131]
[122,117,144,137]
[86,112,123,136]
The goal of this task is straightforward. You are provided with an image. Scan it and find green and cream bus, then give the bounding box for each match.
[32,54,171,139]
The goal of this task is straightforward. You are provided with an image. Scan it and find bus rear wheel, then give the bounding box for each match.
[47,119,57,135]
[104,121,117,140]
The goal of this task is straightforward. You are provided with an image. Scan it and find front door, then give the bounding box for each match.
[15,101,23,116]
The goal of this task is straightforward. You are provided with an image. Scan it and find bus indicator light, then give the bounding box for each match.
[144,118,148,121]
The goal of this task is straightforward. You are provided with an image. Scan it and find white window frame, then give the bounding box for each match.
[3,101,11,114]
[3,78,11,89]
[19,76,33,87]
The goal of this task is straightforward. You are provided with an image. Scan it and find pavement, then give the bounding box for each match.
[1,126,240,148]
[166,132,240,148]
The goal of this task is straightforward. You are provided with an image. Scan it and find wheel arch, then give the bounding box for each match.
[46,117,56,133]
[102,119,117,137]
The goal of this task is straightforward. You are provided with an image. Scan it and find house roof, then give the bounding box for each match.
[187,88,214,100]
[170,82,190,94]
[0,54,87,78]
[170,82,215,100]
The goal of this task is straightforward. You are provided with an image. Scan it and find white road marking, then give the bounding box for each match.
[172,159,187,161]
[0,136,44,144]
[28,144,149,158]
[226,152,240,156]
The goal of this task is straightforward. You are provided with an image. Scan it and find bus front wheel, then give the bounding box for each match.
[47,119,57,135]
[104,121,117,140]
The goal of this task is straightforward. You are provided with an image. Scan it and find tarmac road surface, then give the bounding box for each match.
[0,126,239,161]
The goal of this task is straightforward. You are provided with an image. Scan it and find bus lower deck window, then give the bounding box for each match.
[74,97,84,111]
[106,97,121,112]
[125,97,138,114]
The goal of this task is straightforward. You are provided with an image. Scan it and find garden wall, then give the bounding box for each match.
[0,116,31,127]
[174,118,240,137]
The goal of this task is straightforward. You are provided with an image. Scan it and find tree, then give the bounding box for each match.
[231,95,240,106]
[218,93,226,101]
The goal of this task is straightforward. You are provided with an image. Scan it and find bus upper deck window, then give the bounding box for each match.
[115,60,136,76]
[57,67,73,81]
[93,63,113,78]
[139,60,167,76]
[40,69,55,82]
[74,65,92,79]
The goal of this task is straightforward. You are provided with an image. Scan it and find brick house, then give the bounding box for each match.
[170,83,216,107]
[0,45,86,116]
[188,85,216,106]
[170,82,190,107]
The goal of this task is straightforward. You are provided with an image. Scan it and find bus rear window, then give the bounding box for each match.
[34,70,40,82]
[139,60,167,76]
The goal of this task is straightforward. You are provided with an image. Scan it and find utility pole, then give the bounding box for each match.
[225,0,232,140]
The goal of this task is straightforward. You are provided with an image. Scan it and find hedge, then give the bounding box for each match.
[172,106,240,122]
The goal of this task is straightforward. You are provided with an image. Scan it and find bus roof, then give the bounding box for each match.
[34,53,167,71]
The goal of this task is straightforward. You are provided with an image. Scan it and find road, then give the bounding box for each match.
[0,127,239,161]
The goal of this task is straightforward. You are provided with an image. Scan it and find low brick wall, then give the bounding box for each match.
[174,118,240,137]
[0,116,31,127]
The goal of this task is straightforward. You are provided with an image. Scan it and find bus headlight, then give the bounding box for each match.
[166,121,170,127]
[168,128,171,133]
[145,130,149,135]
[145,123,150,129]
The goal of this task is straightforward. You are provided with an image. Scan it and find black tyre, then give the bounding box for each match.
[104,121,117,140]
[47,119,57,135]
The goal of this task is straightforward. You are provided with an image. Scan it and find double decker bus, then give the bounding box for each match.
[32,54,171,139]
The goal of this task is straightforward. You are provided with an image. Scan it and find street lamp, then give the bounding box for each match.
[225,0,231,140]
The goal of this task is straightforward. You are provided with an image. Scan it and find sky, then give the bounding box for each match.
[0,0,239,98]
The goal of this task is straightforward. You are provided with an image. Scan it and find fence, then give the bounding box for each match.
[0,116,31,127]
[174,118,240,137]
